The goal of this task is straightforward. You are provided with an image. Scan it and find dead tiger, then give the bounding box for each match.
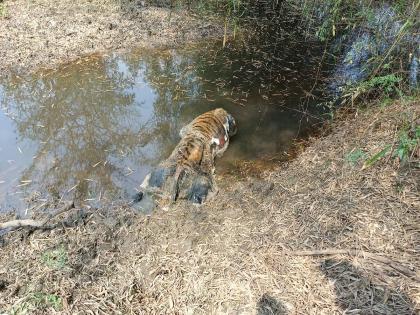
[171,108,237,202]
[137,108,237,205]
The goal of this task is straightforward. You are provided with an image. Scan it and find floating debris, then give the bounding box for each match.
[67,184,79,193]
[16,182,30,187]
[92,161,102,168]
[125,167,134,176]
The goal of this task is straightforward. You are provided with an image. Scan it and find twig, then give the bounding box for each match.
[0,219,44,230]
[0,201,75,232]
[292,249,418,280]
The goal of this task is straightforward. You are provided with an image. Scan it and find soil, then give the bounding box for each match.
[0,99,418,314]
[0,0,223,75]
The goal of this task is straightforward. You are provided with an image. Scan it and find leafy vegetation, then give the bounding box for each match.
[362,116,419,169]
[344,74,403,102]
[394,123,420,163]
[291,0,419,102]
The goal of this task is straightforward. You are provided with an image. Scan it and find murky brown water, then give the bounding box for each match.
[0,27,329,214]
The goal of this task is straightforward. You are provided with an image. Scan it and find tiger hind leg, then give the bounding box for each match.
[186,170,218,204]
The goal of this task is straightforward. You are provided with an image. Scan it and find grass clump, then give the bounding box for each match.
[346,148,367,166]
[345,74,404,103]
[9,293,63,314]
[0,2,7,18]
[362,109,419,169]
[30,292,63,311]
[41,245,68,269]
[394,122,419,164]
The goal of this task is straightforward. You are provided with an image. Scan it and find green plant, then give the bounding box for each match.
[0,3,6,17]
[345,148,367,165]
[393,0,409,13]
[315,0,345,41]
[41,245,68,269]
[394,125,419,162]
[362,122,419,169]
[361,74,402,95]
[30,293,63,310]
[345,74,403,102]
[362,145,391,169]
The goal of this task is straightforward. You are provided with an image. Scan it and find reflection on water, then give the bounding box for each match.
[0,26,328,214]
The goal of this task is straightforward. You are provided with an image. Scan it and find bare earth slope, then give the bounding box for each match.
[0,0,222,74]
[0,100,418,314]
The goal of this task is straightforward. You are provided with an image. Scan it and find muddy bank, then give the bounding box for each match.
[0,0,222,75]
[0,99,418,313]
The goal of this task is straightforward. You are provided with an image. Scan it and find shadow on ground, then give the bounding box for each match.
[320,259,415,314]
[256,293,288,315]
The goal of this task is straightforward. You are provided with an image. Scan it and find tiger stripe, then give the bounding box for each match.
[171,108,237,202]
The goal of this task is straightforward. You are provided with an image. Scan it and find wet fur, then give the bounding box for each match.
[138,108,237,204]
[171,108,237,202]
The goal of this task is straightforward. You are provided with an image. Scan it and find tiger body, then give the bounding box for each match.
[171,108,237,201]
[138,108,237,204]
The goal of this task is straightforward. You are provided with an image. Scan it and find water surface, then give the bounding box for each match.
[0,28,329,214]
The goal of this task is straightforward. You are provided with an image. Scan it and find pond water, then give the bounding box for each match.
[0,25,329,214]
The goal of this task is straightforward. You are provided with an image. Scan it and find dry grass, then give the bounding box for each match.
[0,0,222,74]
[0,99,419,314]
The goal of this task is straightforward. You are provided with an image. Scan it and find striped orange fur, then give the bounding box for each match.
[171,108,237,201]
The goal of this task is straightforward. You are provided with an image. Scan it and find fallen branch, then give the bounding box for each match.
[0,201,75,232]
[0,219,44,230]
[292,249,418,280]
